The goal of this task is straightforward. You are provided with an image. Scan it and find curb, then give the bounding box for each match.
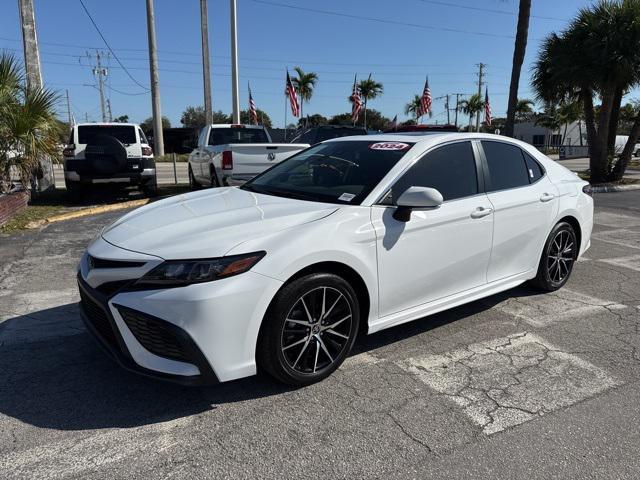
[25,198,150,229]
[585,183,640,193]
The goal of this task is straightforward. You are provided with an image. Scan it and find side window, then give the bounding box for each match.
[138,128,148,144]
[523,152,544,183]
[392,142,478,202]
[482,141,530,191]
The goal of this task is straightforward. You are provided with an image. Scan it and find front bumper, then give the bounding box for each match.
[78,238,284,384]
[79,275,219,385]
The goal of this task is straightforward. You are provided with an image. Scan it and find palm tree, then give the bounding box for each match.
[532,0,640,182]
[404,95,423,122]
[357,75,383,129]
[557,100,583,144]
[291,67,318,120]
[514,98,535,122]
[504,0,532,138]
[459,94,484,132]
[0,53,61,193]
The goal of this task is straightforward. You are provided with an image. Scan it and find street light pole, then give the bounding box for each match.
[230,0,240,123]
[145,0,164,155]
[200,0,213,125]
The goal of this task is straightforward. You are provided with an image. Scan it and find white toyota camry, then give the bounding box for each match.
[78,133,593,386]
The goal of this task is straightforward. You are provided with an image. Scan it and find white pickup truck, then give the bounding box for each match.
[187,124,309,188]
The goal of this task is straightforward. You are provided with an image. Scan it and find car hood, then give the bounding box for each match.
[102,187,338,259]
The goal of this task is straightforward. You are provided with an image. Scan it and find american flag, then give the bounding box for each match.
[484,87,492,126]
[388,114,398,131]
[350,74,362,122]
[285,70,300,117]
[248,83,258,125]
[418,76,432,118]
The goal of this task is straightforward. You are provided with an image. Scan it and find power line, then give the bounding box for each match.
[77,0,150,91]
[414,0,568,22]
[250,0,516,39]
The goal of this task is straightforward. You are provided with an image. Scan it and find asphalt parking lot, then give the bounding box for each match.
[1,191,640,479]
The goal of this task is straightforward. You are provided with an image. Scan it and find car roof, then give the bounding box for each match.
[76,122,139,128]
[323,132,526,146]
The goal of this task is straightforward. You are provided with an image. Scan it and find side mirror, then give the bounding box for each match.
[393,186,443,222]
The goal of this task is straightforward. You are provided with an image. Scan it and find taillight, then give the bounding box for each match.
[63,144,75,158]
[582,184,592,196]
[222,150,233,170]
[142,146,153,156]
[230,124,245,129]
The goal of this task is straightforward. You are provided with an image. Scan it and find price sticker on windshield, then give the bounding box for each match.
[369,142,411,151]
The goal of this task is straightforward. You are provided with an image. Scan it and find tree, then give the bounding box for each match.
[181,106,230,128]
[328,110,389,131]
[113,114,129,123]
[297,114,328,128]
[356,75,383,129]
[459,94,484,132]
[514,99,535,122]
[533,0,640,182]
[0,53,61,193]
[141,116,170,132]
[504,0,532,138]
[404,95,423,121]
[291,67,318,120]
[240,108,272,128]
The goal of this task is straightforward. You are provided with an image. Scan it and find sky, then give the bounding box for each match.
[0,0,602,128]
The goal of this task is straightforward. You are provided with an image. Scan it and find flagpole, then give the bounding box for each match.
[284,69,288,140]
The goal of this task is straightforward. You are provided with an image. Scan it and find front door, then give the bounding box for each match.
[372,141,494,318]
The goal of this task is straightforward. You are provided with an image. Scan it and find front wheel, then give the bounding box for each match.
[257,273,360,386]
[188,165,200,191]
[530,222,577,291]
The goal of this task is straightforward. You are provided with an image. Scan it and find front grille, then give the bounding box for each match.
[80,288,118,348]
[95,280,131,296]
[88,255,146,269]
[118,308,189,362]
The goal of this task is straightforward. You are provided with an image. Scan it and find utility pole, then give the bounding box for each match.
[89,51,108,122]
[106,98,113,122]
[475,63,485,132]
[17,0,42,90]
[145,0,164,155]
[454,93,460,129]
[85,112,89,123]
[446,94,450,125]
[65,89,73,126]
[200,0,213,125]
[230,0,240,123]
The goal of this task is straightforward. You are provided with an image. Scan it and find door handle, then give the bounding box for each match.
[540,193,555,202]
[470,207,493,219]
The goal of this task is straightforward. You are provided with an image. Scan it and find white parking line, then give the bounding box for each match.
[487,288,627,327]
[398,332,620,435]
[591,229,640,250]
[599,254,640,273]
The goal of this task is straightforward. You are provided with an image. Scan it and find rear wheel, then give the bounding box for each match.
[257,273,360,386]
[142,177,158,197]
[65,181,84,203]
[210,166,219,188]
[188,165,200,191]
[530,222,577,291]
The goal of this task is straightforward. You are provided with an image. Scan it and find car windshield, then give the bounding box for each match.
[241,140,414,204]
[78,125,137,145]
[208,128,269,145]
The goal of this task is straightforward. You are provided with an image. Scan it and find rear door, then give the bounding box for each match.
[479,140,559,282]
[76,125,139,160]
[228,144,308,178]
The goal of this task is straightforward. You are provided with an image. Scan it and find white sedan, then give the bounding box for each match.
[77,133,593,386]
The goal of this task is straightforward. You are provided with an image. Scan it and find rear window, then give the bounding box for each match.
[78,125,137,145]
[208,128,269,145]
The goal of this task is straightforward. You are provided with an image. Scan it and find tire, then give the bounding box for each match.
[188,165,200,191]
[142,177,158,197]
[65,181,84,203]
[257,272,360,387]
[210,166,220,188]
[84,134,128,175]
[529,221,577,291]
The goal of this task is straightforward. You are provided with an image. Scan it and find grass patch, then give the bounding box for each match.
[0,204,67,234]
[154,154,188,162]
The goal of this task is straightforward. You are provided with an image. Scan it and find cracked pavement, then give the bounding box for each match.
[1,190,640,479]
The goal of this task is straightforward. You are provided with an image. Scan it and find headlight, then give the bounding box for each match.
[136,252,265,288]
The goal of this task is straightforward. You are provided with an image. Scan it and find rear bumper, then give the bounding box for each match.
[65,157,156,185]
